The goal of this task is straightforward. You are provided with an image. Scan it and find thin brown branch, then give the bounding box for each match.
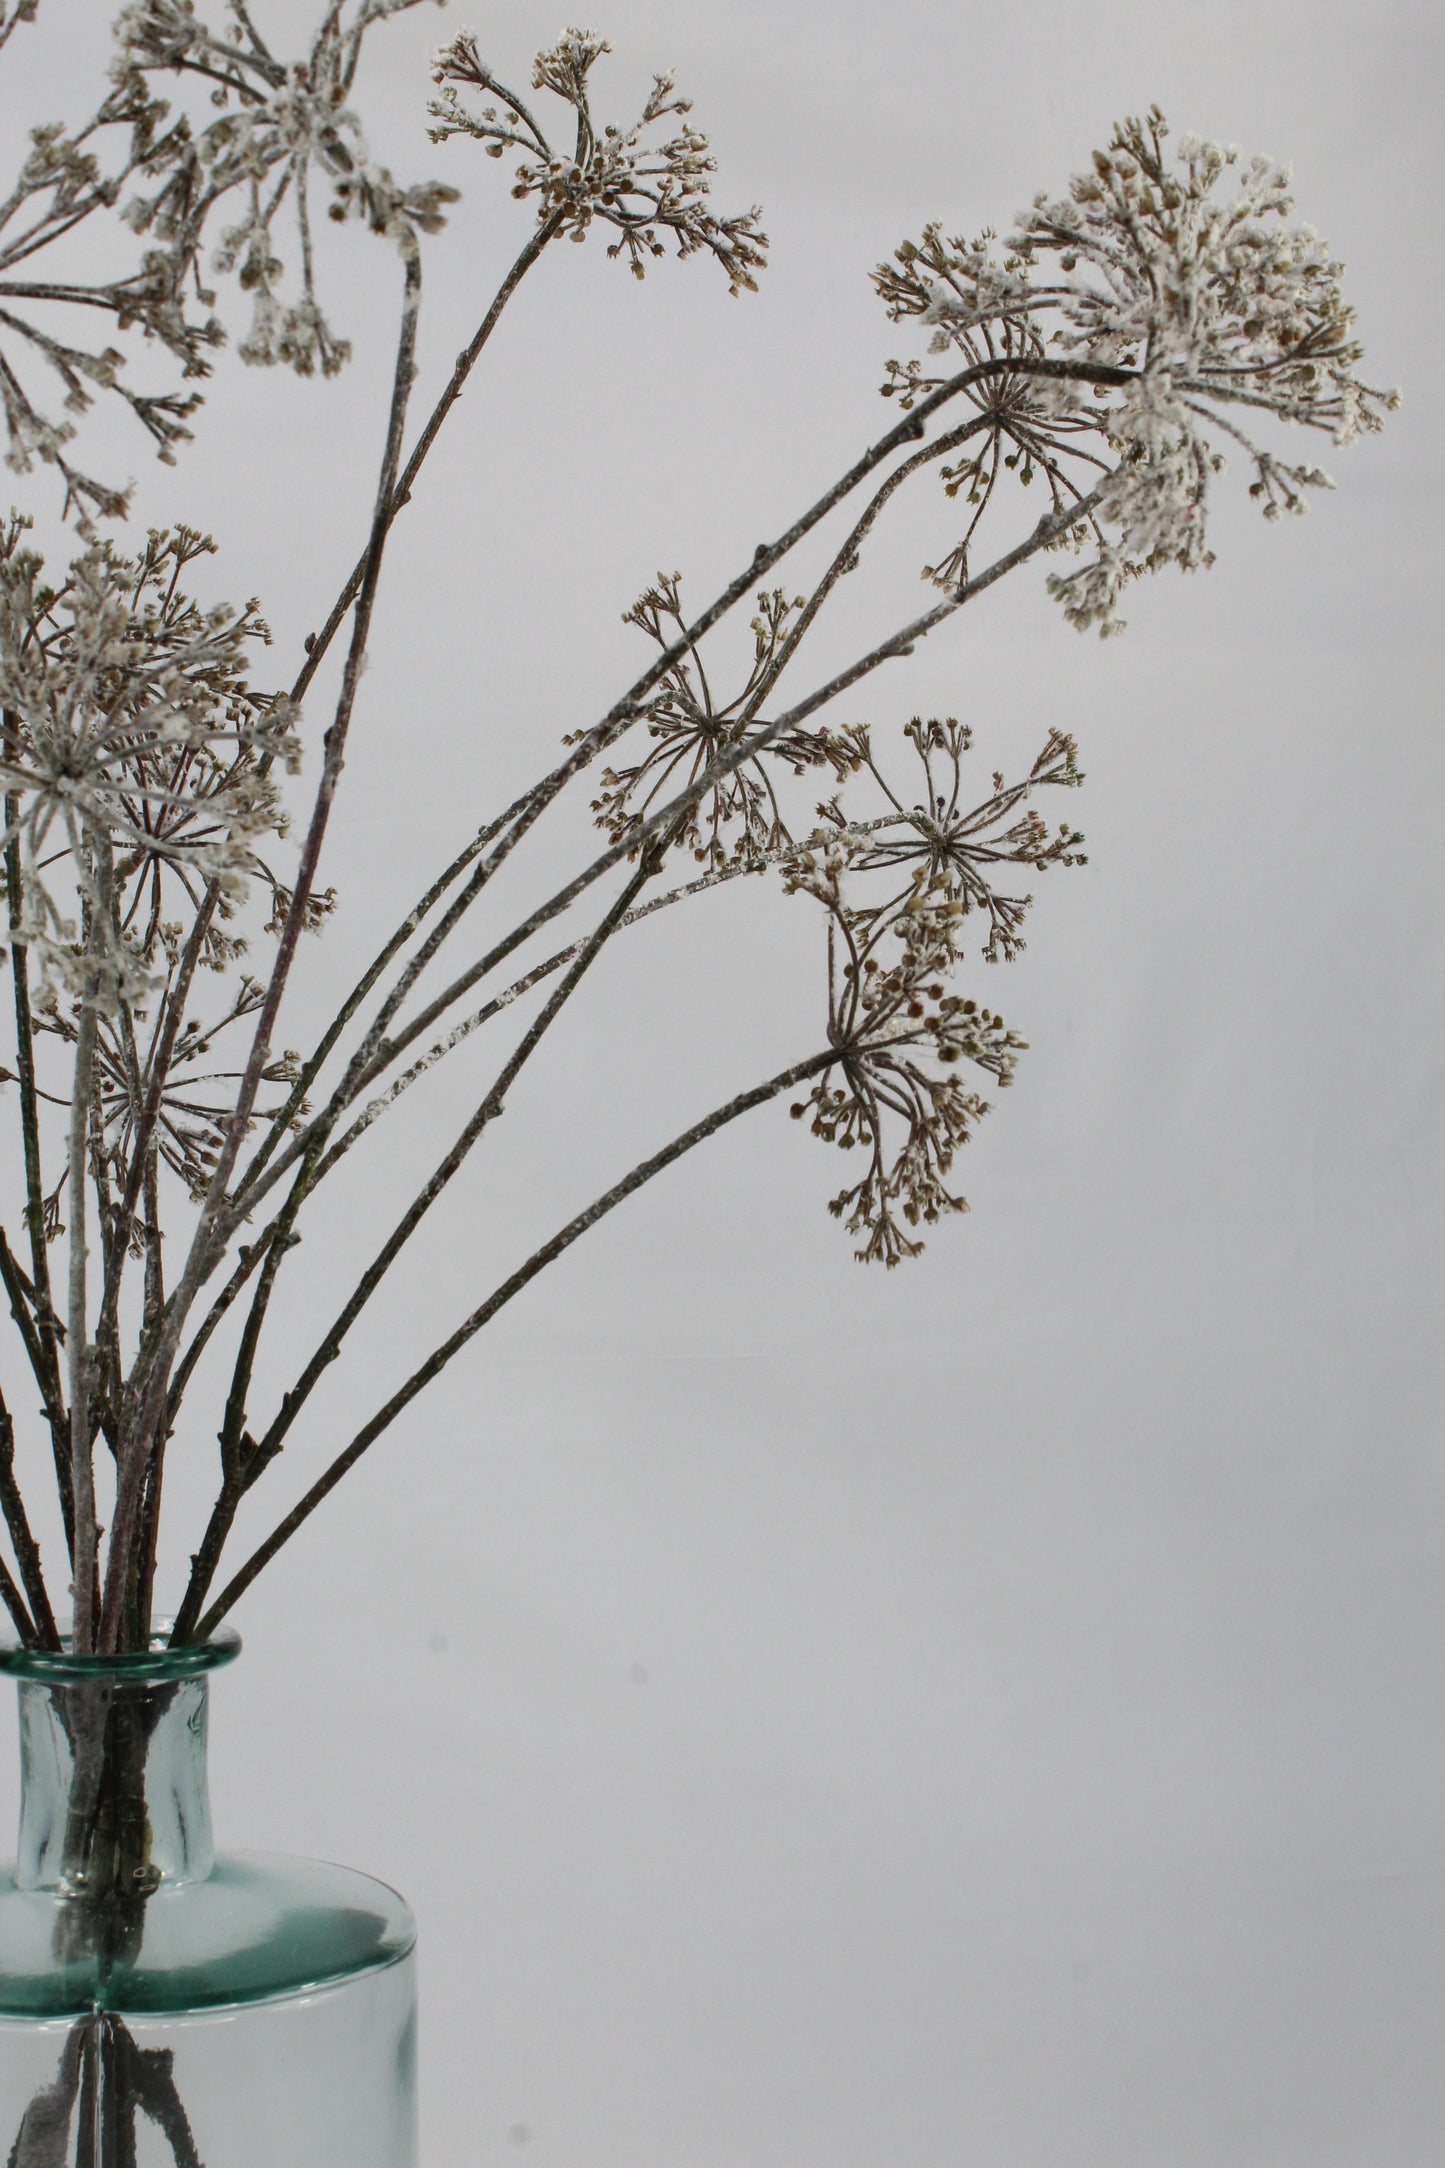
[164,1221,283,1425]
[306,480,1112,1178]
[67,886,106,1655]
[4,782,70,1551]
[173,839,665,1638]
[730,413,995,733]
[173,208,577,1232]
[191,1042,839,1639]
[102,236,429,1651]
[234,784,540,1202]
[310,821,903,1176]
[287,205,569,711]
[0,1226,64,1434]
[0,1384,59,1646]
[0,1544,32,1644]
[103,890,217,1342]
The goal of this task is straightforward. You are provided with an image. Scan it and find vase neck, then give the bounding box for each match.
[14,1668,216,1895]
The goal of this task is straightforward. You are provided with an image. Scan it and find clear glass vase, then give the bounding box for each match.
[0,1631,416,2167]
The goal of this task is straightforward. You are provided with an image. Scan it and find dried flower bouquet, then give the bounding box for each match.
[0,1,1392,1669]
[0,5,1401,2159]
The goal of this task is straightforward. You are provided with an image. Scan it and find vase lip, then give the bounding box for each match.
[0,1622,240,1683]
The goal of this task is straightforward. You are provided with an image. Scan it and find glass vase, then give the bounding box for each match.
[0,1630,416,2167]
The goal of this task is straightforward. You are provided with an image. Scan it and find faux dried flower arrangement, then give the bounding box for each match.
[0,0,1392,1675]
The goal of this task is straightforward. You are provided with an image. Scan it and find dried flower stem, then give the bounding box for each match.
[0,5,38,61]
[290,207,569,709]
[4,793,69,1546]
[0,1228,59,1427]
[162,830,889,1457]
[0,1545,29,1643]
[66,969,99,1653]
[381,488,1104,1055]
[312,821,906,1174]
[0,1227,69,1565]
[728,418,1000,733]
[193,1042,841,1637]
[100,237,427,1650]
[172,837,667,1638]
[236,787,541,1201]
[456,352,1129,824]
[102,892,218,1336]
[0,1387,53,1646]
[205,211,582,1209]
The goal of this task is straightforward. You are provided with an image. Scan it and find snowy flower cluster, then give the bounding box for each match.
[780,763,1036,1266]
[117,0,455,378]
[822,717,1086,965]
[430,27,768,293]
[0,519,296,1004]
[0,2,450,529]
[587,573,856,868]
[876,108,1398,631]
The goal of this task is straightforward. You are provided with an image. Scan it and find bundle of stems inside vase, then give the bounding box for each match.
[0,0,1392,1664]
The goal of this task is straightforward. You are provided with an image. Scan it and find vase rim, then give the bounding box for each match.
[0,1622,240,1683]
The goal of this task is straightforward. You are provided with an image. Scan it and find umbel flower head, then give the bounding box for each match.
[824,717,1086,965]
[429,24,768,292]
[876,108,1399,631]
[782,832,1028,1267]
[587,572,857,868]
[0,517,298,1004]
[774,718,1084,1264]
[0,1,456,531]
[117,0,458,378]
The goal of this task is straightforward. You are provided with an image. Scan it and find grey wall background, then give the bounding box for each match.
[2,1,1442,2161]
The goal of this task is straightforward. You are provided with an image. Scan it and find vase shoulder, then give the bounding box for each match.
[2,1643,418,2163]
[0,1847,416,2017]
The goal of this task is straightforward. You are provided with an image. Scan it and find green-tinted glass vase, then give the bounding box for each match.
[0,1631,416,2166]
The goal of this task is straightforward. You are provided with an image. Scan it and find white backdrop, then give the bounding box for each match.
[2,1,1442,2162]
